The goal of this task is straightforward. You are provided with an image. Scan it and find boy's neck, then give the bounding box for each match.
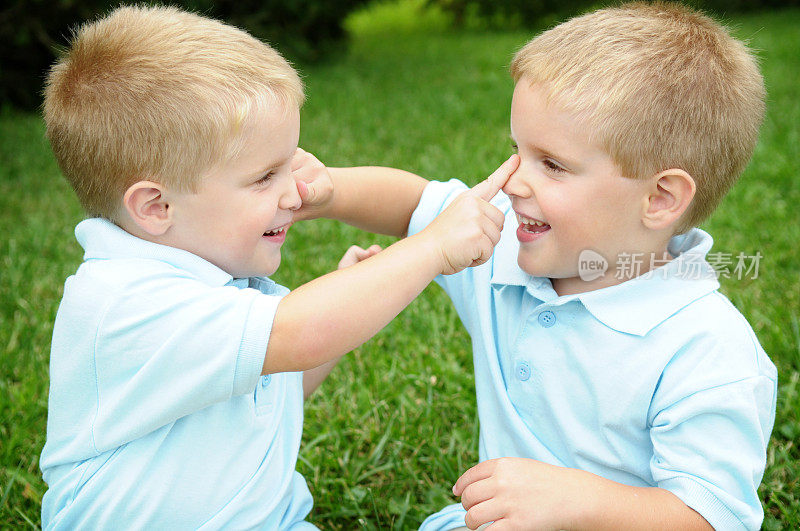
[552,246,674,297]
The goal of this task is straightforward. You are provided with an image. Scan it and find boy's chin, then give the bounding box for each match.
[256,264,280,278]
[516,255,576,281]
[516,254,543,277]
[261,257,281,277]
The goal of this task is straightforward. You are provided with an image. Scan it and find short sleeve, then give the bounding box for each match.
[649,372,776,530]
[408,179,470,237]
[90,276,281,452]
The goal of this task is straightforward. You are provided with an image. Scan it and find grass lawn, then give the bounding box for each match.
[1,4,799,529]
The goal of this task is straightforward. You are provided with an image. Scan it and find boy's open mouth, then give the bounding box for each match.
[263,223,290,238]
[517,214,551,234]
[264,227,285,237]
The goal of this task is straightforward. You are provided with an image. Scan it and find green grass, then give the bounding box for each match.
[2,5,799,529]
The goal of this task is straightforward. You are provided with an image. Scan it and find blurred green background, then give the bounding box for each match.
[3,0,799,109]
[2,0,799,528]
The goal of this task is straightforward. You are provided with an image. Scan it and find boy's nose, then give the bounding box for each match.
[502,165,531,198]
[280,177,303,211]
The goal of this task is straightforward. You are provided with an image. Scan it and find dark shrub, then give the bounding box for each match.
[0,0,369,110]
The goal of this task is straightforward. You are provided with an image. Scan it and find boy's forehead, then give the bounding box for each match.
[235,94,299,128]
[510,81,612,164]
[510,82,571,136]
[244,104,299,159]
[511,78,599,121]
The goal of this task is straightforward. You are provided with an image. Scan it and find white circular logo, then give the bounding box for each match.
[578,249,608,281]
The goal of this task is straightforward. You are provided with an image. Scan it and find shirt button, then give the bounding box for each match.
[261,374,272,388]
[538,310,556,328]
[515,361,531,381]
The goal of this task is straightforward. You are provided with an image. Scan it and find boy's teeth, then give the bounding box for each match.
[518,215,547,227]
[264,227,284,236]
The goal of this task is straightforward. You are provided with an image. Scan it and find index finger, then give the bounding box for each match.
[453,459,497,496]
[469,154,519,202]
[291,147,307,171]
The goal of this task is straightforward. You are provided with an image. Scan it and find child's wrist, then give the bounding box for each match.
[318,191,340,220]
[405,231,448,277]
[565,468,611,528]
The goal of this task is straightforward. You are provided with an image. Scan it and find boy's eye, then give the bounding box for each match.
[255,171,275,185]
[543,159,565,173]
[511,142,519,153]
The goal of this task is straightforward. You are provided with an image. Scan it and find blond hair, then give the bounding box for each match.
[510,2,764,233]
[44,5,304,220]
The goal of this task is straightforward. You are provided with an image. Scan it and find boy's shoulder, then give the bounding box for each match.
[53,221,282,394]
[654,287,777,392]
[66,217,283,297]
[680,288,758,336]
[60,218,284,326]
[641,229,767,360]
[72,218,232,284]
[591,227,775,385]
[675,289,766,350]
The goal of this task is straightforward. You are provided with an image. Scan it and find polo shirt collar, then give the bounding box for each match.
[577,229,720,336]
[76,218,234,287]
[490,225,720,336]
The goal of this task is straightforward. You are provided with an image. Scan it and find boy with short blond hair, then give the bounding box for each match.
[39,6,516,528]
[508,0,765,233]
[311,3,777,529]
[45,4,305,220]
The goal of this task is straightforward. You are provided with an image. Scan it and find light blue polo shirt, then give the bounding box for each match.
[40,218,316,530]
[410,180,777,531]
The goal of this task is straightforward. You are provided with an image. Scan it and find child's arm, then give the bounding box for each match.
[452,458,712,530]
[265,154,519,376]
[291,148,428,237]
[325,166,426,237]
[302,244,382,399]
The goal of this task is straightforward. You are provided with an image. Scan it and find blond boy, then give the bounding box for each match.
[38,6,517,528]
[309,3,777,529]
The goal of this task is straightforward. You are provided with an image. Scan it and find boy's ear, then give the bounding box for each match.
[123,181,173,236]
[641,168,696,231]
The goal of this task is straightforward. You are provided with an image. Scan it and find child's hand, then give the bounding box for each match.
[292,148,334,221]
[337,244,382,269]
[421,155,519,275]
[453,457,589,530]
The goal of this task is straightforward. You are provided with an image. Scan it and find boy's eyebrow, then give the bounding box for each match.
[248,154,293,178]
[511,134,577,168]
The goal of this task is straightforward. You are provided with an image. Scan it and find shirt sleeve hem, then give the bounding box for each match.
[232,293,281,395]
[419,502,468,530]
[659,476,751,531]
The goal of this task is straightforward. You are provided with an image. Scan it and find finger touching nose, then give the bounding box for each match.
[469,154,520,201]
[501,161,530,197]
[281,178,303,210]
